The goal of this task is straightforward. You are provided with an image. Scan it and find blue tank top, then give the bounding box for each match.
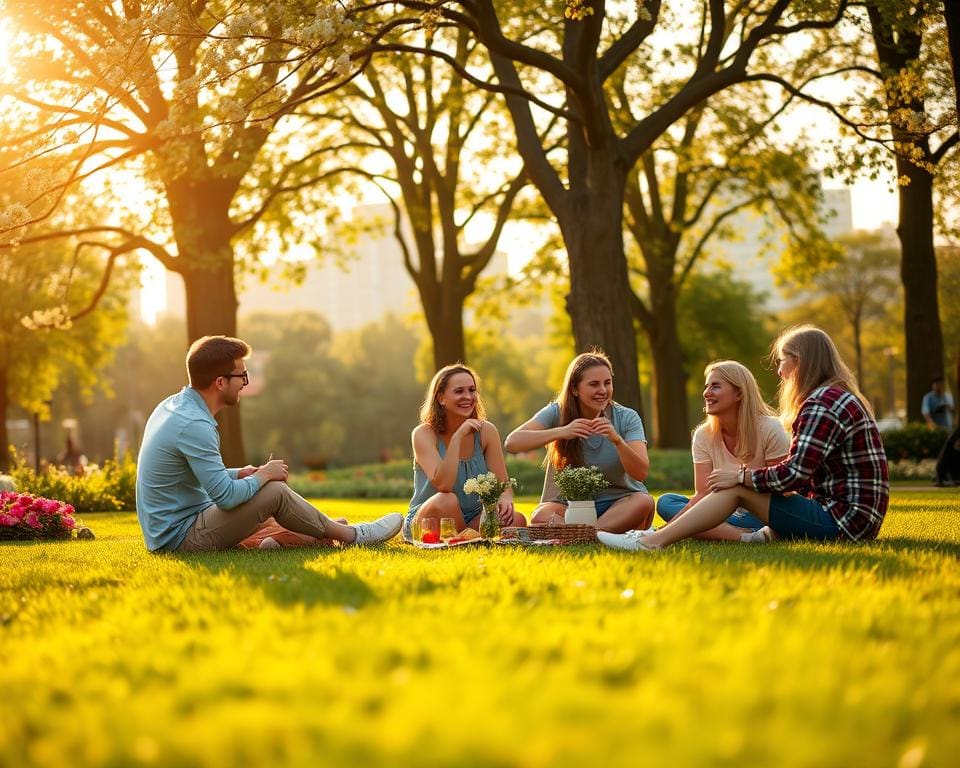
[408,431,488,518]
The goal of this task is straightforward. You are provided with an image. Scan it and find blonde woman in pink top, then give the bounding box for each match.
[655,360,789,542]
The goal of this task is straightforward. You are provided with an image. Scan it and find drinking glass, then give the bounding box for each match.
[420,517,440,543]
[440,517,457,543]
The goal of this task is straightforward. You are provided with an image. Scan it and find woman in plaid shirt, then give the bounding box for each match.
[599,326,889,551]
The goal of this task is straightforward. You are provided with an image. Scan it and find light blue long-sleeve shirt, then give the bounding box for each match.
[136,387,260,552]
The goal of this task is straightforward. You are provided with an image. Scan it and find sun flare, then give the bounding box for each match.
[0,15,13,83]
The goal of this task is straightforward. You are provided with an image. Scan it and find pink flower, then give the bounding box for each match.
[0,513,17,527]
[24,511,41,529]
[61,514,76,530]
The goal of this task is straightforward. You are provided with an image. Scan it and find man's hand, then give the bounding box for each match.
[256,458,289,483]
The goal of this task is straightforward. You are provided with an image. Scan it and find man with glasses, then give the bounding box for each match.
[136,335,402,552]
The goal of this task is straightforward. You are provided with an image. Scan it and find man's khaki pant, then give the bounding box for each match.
[179,481,330,552]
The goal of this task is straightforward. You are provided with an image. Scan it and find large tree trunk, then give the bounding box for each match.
[428,299,467,369]
[166,173,247,466]
[646,285,689,448]
[179,258,246,467]
[558,169,645,427]
[0,366,8,473]
[896,159,943,421]
[869,5,945,423]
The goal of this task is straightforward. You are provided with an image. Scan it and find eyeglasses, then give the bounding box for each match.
[221,371,249,386]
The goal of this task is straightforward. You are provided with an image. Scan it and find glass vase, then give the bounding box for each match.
[478,501,501,540]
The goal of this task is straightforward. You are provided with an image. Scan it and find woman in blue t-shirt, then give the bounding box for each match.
[405,364,527,541]
[504,351,655,533]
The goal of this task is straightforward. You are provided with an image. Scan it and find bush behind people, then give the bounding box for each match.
[11,454,137,512]
[881,425,949,461]
[288,452,695,498]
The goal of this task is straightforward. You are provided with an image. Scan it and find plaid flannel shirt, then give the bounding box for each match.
[749,386,889,541]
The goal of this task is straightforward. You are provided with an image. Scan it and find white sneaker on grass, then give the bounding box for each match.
[740,525,774,544]
[597,529,658,552]
[351,512,403,546]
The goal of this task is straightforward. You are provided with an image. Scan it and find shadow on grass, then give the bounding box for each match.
[173,546,377,609]
[645,535,960,578]
[506,534,960,579]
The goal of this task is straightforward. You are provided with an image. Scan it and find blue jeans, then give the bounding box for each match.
[656,493,765,531]
[768,494,841,541]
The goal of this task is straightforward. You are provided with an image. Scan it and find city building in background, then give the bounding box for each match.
[709,187,854,308]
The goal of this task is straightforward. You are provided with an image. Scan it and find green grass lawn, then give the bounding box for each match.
[2,492,958,767]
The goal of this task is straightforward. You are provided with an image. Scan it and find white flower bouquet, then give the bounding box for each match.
[554,465,608,501]
[463,471,517,505]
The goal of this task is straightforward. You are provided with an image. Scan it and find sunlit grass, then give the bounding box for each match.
[1,492,958,767]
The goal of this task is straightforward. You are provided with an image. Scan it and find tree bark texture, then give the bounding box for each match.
[557,167,646,423]
[869,5,945,422]
[166,174,247,466]
[896,161,943,421]
[646,285,690,448]
[178,261,246,467]
[427,299,468,369]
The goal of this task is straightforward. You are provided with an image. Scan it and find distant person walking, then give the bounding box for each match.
[599,326,889,551]
[56,434,87,476]
[934,358,960,487]
[136,335,401,552]
[922,376,954,431]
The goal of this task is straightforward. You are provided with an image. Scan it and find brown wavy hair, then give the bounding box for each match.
[419,364,486,435]
[773,325,874,430]
[547,351,613,470]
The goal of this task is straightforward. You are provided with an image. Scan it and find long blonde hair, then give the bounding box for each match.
[773,325,874,429]
[547,351,613,470]
[418,364,486,434]
[699,360,776,462]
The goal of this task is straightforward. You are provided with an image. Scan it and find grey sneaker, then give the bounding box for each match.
[597,529,657,552]
[258,536,281,550]
[740,525,774,544]
[351,513,403,546]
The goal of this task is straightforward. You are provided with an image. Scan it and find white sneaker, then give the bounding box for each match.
[351,513,403,546]
[597,529,657,552]
[740,526,774,544]
[258,536,281,550]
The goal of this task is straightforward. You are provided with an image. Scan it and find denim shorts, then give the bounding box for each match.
[656,493,764,531]
[768,494,841,541]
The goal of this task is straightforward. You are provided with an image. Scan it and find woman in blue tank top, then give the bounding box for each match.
[504,351,655,533]
[405,364,527,541]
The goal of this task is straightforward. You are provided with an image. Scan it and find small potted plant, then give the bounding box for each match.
[463,471,518,539]
[554,466,608,526]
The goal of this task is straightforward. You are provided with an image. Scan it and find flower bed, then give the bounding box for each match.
[0,491,77,541]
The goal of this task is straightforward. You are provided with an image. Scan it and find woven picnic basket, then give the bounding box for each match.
[500,524,597,545]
